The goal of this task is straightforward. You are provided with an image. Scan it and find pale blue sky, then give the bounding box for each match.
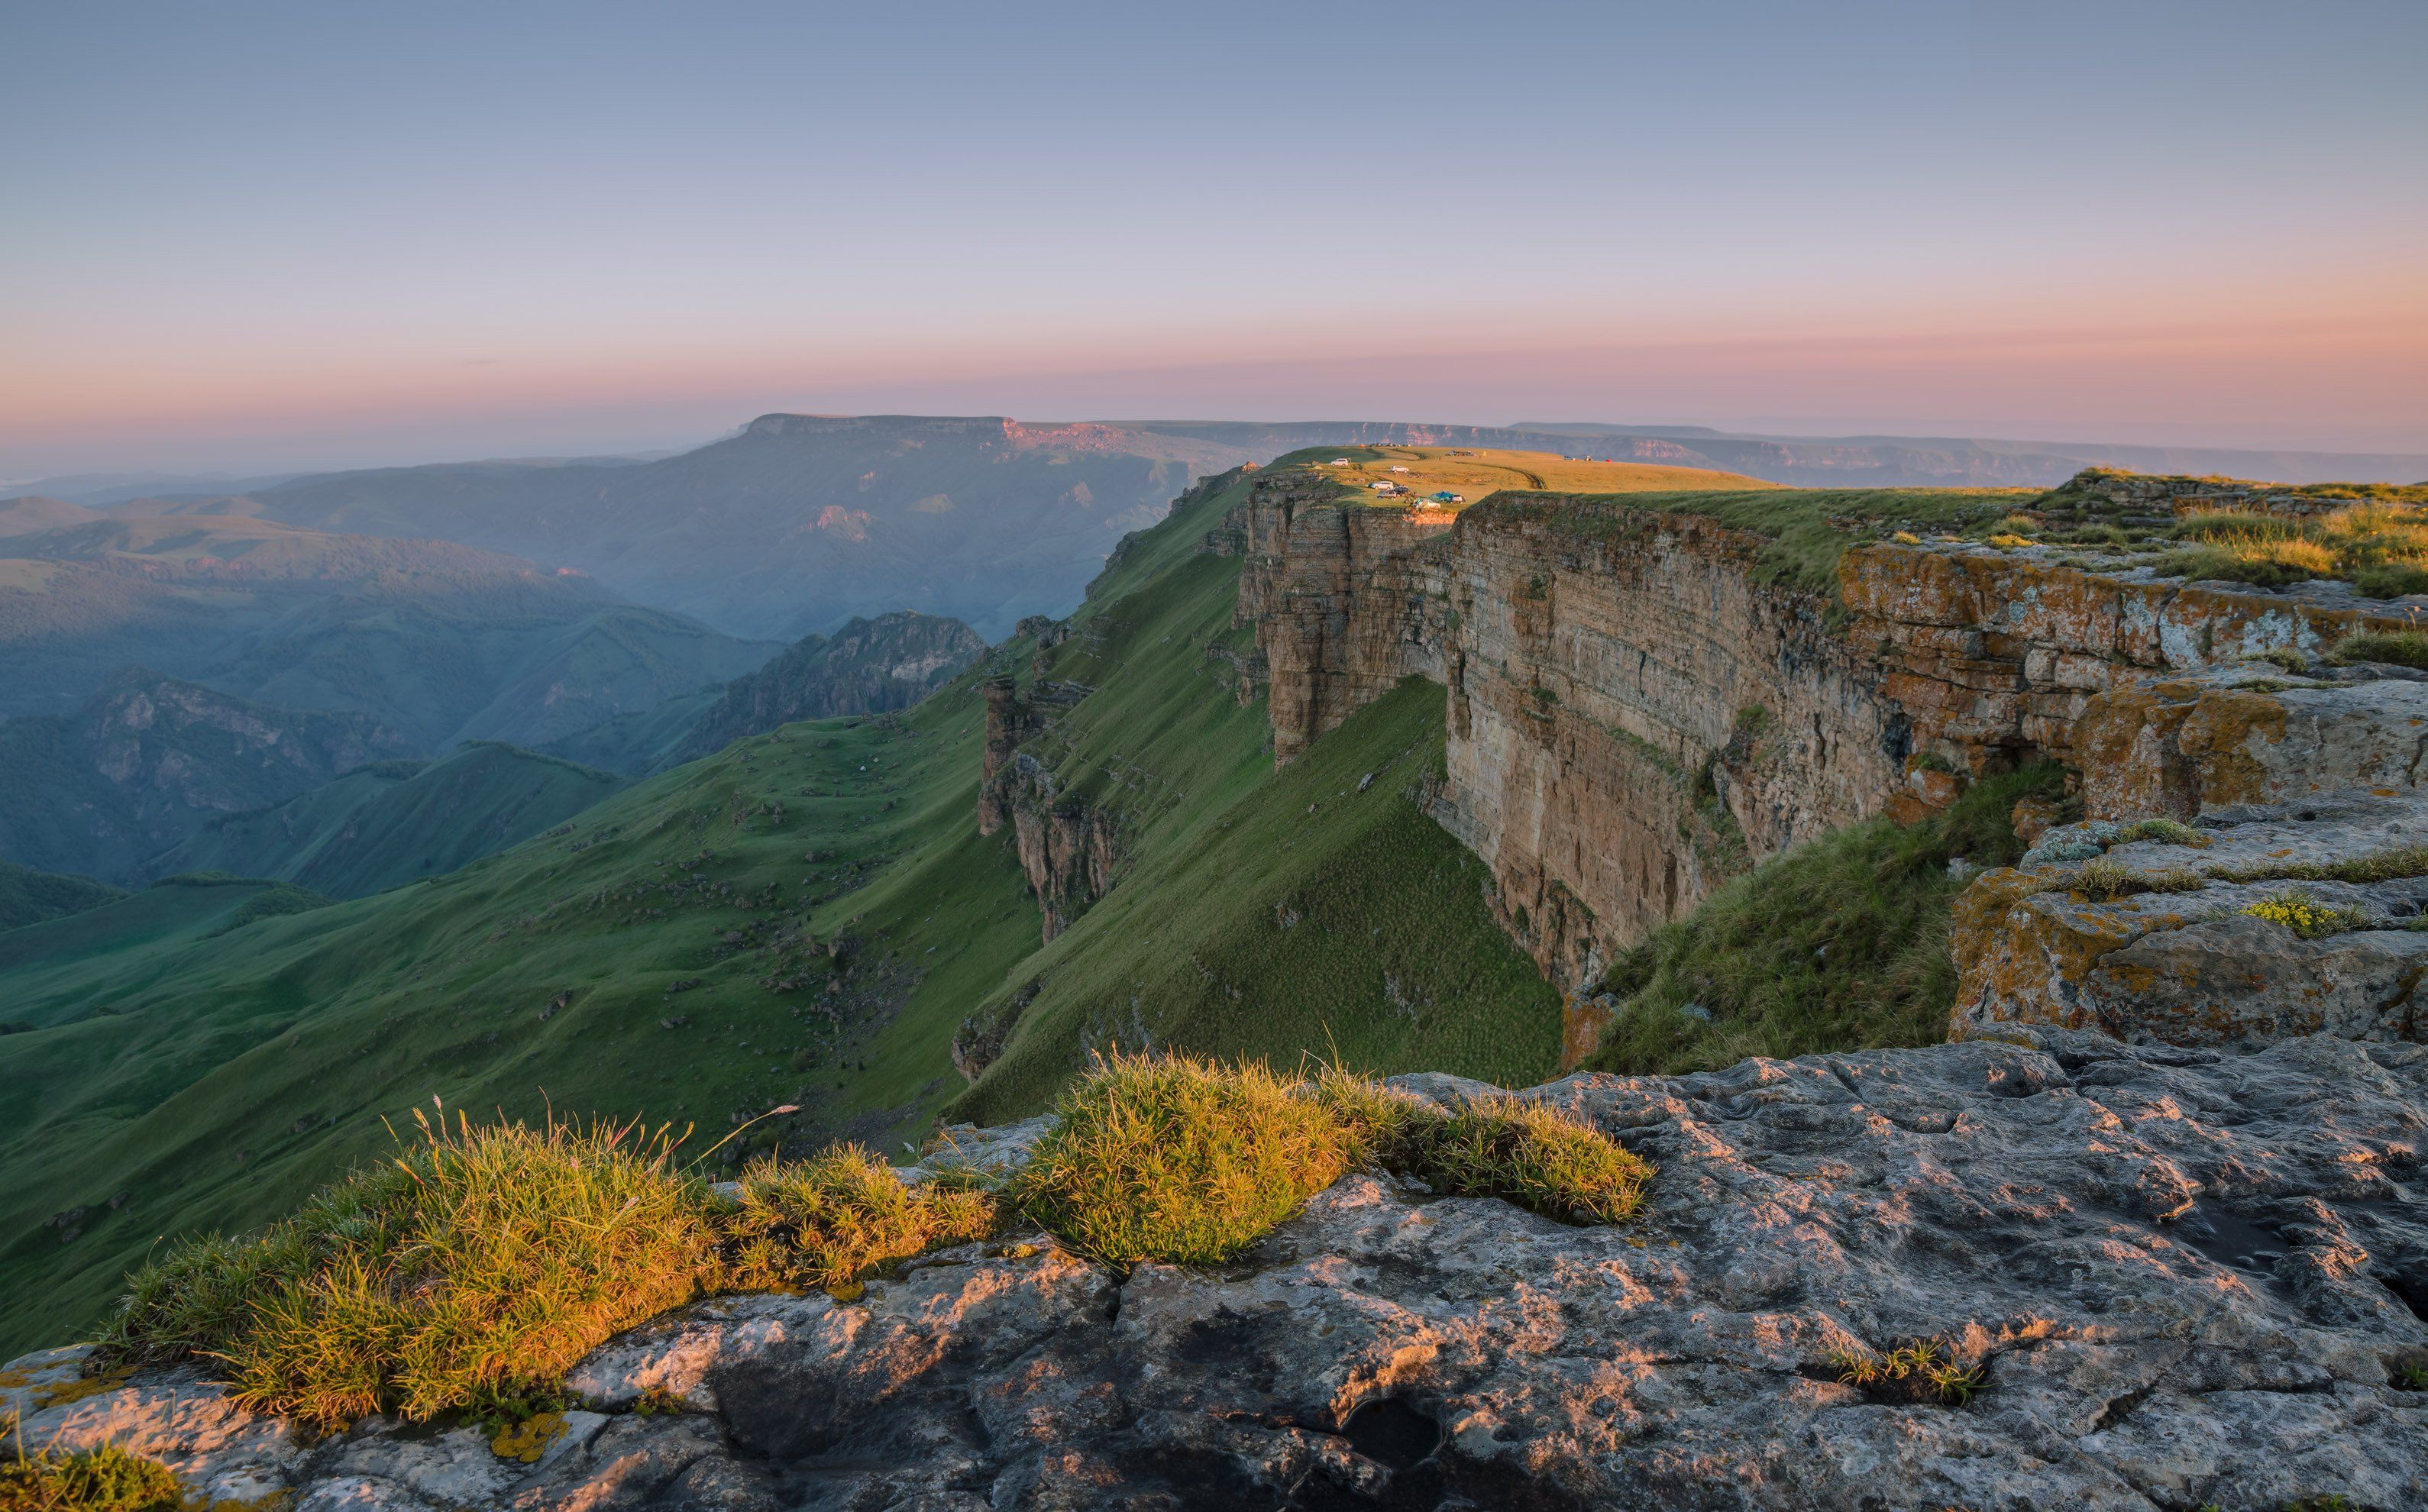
[4,1,2423,473]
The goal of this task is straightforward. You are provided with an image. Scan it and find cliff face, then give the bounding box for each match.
[1237,464,2428,1058]
[1433,503,1906,988]
[1232,470,1457,764]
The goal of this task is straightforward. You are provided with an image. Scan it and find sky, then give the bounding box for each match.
[3,0,2424,478]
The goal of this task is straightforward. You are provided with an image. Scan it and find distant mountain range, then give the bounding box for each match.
[0,505,781,746]
[188,416,1254,641]
[0,670,415,883]
[20,416,2413,652]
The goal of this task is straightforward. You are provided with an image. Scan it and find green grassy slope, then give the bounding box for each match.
[0,688,1036,1356]
[0,861,125,932]
[0,874,291,977]
[0,456,1571,1358]
[948,460,1563,1120]
[952,680,1562,1123]
[146,745,628,898]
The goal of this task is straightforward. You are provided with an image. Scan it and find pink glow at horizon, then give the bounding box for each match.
[5,2,2425,476]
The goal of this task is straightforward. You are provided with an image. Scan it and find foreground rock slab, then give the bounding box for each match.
[9,1032,2426,1510]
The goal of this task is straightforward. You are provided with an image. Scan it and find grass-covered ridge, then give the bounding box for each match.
[0,861,124,934]
[1478,484,2032,596]
[91,1053,1644,1427]
[2158,502,2428,597]
[1589,764,2065,1074]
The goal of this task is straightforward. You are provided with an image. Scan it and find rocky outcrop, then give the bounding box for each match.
[1837,539,2410,779]
[996,754,1123,943]
[672,611,982,764]
[976,675,1110,941]
[1952,661,2428,1047]
[17,1030,2427,1509]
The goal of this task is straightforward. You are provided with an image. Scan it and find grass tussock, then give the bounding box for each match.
[2206,844,2428,888]
[1828,1339,1984,1407]
[1587,764,2065,1076]
[0,1443,183,1512]
[2072,856,2207,903]
[2111,818,2209,848]
[2160,503,2428,596]
[1016,1051,1650,1268]
[721,1145,999,1297]
[100,1108,717,1426]
[1014,1052,1357,1266]
[2329,629,2428,670]
[1321,1075,1648,1226]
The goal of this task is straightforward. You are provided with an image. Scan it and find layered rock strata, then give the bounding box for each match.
[1235,466,2424,1027]
[15,1030,2426,1510]
[1229,469,1458,764]
[1952,661,2428,1046]
[1431,500,1907,987]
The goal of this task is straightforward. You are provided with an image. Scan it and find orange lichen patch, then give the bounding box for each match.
[2171,690,2291,807]
[28,1363,137,1409]
[491,1410,569,1462]
[1838,545,1982,626]
[1948,870,2150,1035]
[1561,994,1615,1073]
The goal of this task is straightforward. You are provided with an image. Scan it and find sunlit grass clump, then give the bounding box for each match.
[0,1443,184,1512]
[1828,1338,1984,1407]
[92,1055,1647,1426]
[2161,503,2428,596]
[100,1108,718,1426]
[1015,1051,1650,1267]
[1014,1052,1359,1266]
[721,1145,998,1296]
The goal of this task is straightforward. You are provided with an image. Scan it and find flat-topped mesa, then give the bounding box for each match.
[1234,460,2428,1049]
